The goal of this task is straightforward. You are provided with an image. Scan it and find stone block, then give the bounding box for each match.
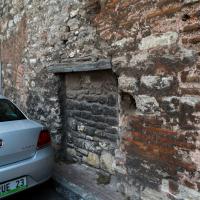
[68,118,77,131]
[72,137,86,149]
[111,37,134,48]
[72,130,86,139]
[83,152,100,168]
[66,148,77,158]
[76,148,89,156]
[180,96,200,107]
[161,96,180,113]
[181,69,200,83]
[105,127,118,135]
[140,76,174,90]
[161,179,200,200]
[93,104,117,117]
[100,151,115,174]
[112,56,128,73]
[91,104,103,115]
[83,95,107,105]
[118,75,138,94]
[67,18,80,31]
[104,117,118,126]
[77,123,86,133]
[99,140,116,152]
[183,23,200,33]
[113,149,127,175]
[84,126,96,135]
[183,0,199,4]
[185,36,200,44]
[107,94,117,107]
[146,5,182,19]
[139,32,178,50]
[135,95,160,113]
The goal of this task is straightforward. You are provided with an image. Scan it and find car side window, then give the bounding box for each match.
[0,99,26,122]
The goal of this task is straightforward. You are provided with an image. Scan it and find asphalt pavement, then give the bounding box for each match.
[6,179,65,200]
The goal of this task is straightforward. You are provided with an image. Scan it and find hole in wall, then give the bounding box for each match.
[62,39,68,45]
[86,0,101,15]
[182,14,190,21]
[120,92,137,114]
[66,26,70,32]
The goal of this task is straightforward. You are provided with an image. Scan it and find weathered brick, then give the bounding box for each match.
[184,36,200,44]
[157,0,180,8]
[182,23,200,32]
[145,6,182,19]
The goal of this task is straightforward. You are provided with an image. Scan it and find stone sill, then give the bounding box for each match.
[48,58,111,74]
[53,162,124,200]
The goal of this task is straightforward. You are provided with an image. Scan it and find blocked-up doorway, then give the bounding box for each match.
[48,59,119,174]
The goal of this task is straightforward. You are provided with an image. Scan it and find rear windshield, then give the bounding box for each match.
[0,99,26,122]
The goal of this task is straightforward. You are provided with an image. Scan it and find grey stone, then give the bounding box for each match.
[183,0,199,4]
[100,151,115,174]
[141,76,174,90]
[135,95,160,113]
[83,152,100,168]
[139,32,178,50]
[180,96,200,107]
[118,74,138,94]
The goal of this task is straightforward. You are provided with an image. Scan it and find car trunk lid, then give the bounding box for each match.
[0,119,43,167]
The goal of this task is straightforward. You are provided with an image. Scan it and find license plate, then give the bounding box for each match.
[0,177,27,198]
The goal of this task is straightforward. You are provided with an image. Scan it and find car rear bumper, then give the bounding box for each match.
[0,146,54,187]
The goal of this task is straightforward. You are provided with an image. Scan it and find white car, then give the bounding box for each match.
[0,95,54,198]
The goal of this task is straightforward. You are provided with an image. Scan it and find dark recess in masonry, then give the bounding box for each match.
[182,14,191,21]
[120,92,137,114]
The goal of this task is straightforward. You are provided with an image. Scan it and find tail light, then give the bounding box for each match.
[37,130,51,149]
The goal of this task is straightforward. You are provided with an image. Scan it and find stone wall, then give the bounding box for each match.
[0,0,106,147]
[92,0,200,199]
[65,70,118,174]
[1,0,200,199]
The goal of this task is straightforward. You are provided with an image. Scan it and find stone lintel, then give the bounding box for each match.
[48,58,112,74]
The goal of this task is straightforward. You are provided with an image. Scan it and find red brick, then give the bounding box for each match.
[146,5,182,19]
[183,23,200,32]
[157,0,180,8]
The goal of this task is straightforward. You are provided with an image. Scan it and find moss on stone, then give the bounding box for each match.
[96,173,111,185]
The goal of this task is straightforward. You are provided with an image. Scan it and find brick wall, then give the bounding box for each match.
[92,0,200,199]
